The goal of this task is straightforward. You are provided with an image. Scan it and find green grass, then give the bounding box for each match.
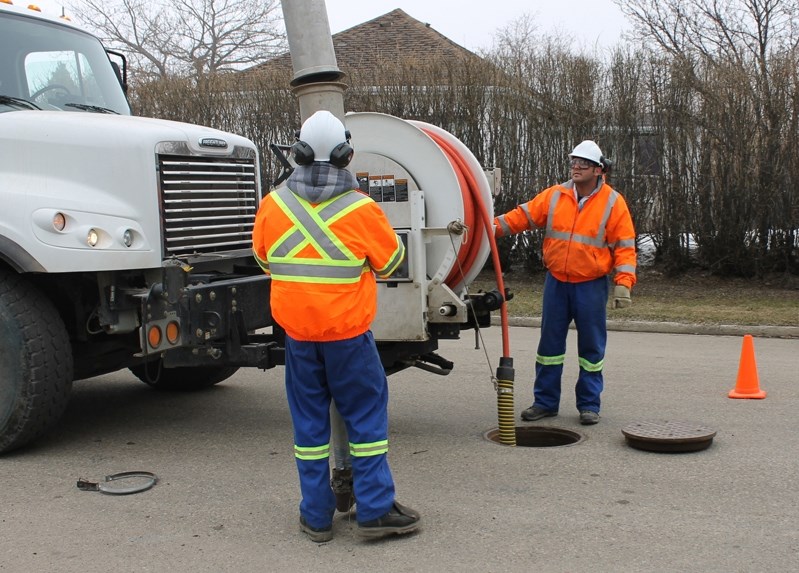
[469,268,799,327]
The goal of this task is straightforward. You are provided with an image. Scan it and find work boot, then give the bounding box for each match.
[299,516,333,543]
[358,501,421,540]
[521,405,558,422]
[579,411,600,425]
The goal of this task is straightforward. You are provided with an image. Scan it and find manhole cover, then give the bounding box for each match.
[622,420,716,453]
[484,426,584,448]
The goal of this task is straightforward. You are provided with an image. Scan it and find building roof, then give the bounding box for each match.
[251,8,482,79]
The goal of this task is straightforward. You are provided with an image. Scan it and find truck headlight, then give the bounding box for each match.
[87,228,100,247]
[122,229,134,247]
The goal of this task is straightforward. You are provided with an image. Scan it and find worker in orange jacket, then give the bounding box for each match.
[252,110,420,542]
[494,140,637,425]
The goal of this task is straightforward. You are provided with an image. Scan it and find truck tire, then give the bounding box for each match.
[0,270,73,454]
[129,360,239,391]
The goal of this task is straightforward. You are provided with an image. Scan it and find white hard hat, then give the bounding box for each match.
[299,110,348,162]
[569,140,603,165]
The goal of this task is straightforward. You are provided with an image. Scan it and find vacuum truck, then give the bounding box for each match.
[0,0,506,454]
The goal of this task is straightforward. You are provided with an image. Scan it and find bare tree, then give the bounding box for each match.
[614,0,799,275]
[488,13,540,62]
[69,0,286,81]
[615,0,799,61]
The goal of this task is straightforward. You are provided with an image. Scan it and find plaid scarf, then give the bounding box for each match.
[286,162,360,203]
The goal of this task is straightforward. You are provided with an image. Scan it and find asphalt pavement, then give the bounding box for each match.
[1,325,797,573]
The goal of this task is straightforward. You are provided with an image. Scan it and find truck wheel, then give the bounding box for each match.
[0,270,73,454]
[129,360,239,391]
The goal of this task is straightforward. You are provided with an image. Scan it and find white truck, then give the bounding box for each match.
[0,2,284,453]
[0,1,506,454]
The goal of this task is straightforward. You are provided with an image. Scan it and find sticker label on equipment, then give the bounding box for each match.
[356,171,409,203]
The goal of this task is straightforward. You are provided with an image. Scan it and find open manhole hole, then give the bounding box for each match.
[622,420,716,453]
[484,426,584,448]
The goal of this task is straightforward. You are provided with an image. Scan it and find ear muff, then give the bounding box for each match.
[291,140,315,165]
[328,129,354,168]
[328,141,354,168]
[599,156,613,173]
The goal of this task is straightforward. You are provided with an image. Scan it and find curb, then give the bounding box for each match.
[491,316,799,339]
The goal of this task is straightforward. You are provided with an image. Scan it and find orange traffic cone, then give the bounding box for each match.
[728,334,766,399]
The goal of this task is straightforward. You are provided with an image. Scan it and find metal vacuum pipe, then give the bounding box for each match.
[281,0,347,122]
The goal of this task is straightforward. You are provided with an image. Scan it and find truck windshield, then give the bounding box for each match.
[0,11,131,115]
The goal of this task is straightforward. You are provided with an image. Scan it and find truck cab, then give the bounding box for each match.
[0,1,277,453]
[0,3,131,115]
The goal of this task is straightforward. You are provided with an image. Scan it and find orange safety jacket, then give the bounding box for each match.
[252,186,405,342]
[494,180,637,288]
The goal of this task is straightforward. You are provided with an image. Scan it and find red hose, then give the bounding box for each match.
[420,128,511,358]
[422,132,479,286]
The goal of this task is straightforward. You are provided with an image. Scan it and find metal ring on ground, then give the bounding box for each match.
[77,471,158,495]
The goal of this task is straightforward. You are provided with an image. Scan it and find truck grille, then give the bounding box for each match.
[158,154,258,256]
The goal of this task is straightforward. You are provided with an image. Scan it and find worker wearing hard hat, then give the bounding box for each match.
[252,110,420,542]
[494,140,637,425]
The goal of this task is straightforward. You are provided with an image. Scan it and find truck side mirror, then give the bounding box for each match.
[105,49,128,95]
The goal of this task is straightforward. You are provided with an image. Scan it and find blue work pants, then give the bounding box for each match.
[533,273,608,413]
[284,331,395,528]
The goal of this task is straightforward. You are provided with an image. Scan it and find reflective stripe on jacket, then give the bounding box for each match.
[252,186,405,341]
[494,180,637,288]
